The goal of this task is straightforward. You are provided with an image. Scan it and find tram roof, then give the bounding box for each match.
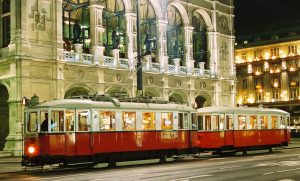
[197,106,289,115]
[26,99,195,111]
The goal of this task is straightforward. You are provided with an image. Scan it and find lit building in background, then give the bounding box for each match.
[0,0,235,156]
[235,26,300,129]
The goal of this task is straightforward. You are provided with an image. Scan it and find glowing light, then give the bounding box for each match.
[264,52,270,60]
[28,146,35,154]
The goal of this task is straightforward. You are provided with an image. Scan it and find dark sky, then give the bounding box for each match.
[234,0,300,35]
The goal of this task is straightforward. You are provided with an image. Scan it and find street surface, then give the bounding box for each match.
[0,148,300,181]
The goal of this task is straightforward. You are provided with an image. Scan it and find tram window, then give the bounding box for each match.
[260,115,268,129]
[249,115,258,129]
[40,111,50,132]
[51,111,64,132]
[161,112,173,130]
[178,113,184,129]
[28,112,38,132]
[66,110,75,131]
[78,110,90,131]
[212,115,219,130]
[205,115,211,130]
[280,116,286,128]
[271,116,278,129]
[142,112,155,130]
[191,113,197,130]
[198,116,204,130]
[99,111,115,131]
[219,114,225,130]
[184,113,189,129]
[123,112,136,131]
[238,115,246,130]
[226,115,233,130]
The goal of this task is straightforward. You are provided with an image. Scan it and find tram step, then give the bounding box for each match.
[0,151,12,157]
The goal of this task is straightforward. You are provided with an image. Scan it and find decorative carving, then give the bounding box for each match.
[218,16,228,31]
[35,13,45,31]
[147,76,154,85]
[115,74,122,82]
[219,41,229,59]
[176,79,182,87]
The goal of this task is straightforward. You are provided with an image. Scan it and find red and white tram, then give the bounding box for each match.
[22,96,197,166]
[22,96,290,166]
[195,106,290,153]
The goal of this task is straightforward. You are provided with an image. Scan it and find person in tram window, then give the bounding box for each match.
[41,113,54,132]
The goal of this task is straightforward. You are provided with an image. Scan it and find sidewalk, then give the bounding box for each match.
[0,139,300,174]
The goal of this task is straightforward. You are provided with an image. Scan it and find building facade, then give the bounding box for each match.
[235,27,300,130]
[0,0,235,156]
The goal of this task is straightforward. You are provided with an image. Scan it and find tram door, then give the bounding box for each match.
[224,114,234,146]
[75,109,92,155]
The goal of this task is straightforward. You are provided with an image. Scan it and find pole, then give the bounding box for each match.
[136,0,143,97]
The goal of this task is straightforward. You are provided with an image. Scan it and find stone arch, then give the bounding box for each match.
[144,88,161,98]
[122,0,133,13]
[105,86,130,97]
[149,0,163,19]
[169,91,187,104]
[0,84,9,150]
[194,93,212,108]
[64,85,94,98]
[193,9,213,31]
[167,2,189,25]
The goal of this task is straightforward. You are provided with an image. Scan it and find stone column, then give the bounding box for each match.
[208,32,217,75]
[125,13,136,61]
[144,55,152,71]
[89,4,105,65]
[112,49,120,67]
[173,58,180,73]
[186,59,195,76]
[156,20,168,72]
[4,100,23,156]
[74,44,83,62]
[183,26,194,66]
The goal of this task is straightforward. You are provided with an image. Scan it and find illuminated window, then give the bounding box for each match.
[288,45,297,55]
[66,110,75,131]
[211,115,220,130]
[290,88,299,99]
[226,115,233,130]
[142,112,155,130]
[241,52,247,61]
[271,116,278,129]
[179,112,189,129]
[51,110,64,132]
[271,48,279,57]
[122,112,136,131]
[254,50,262,59]
[242,79,248,89]
[238,115,246,129]
[272,89,280,100]
[260,115,268,129]
[280,116,286,128]
[249,115,257,129]
[205,115,211,130]
[99,111,115,131]
[161,112,173,130]
[77,110,90,131]
[27,112,38,132]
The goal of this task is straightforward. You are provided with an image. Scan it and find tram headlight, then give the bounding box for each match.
[28,146,35,154]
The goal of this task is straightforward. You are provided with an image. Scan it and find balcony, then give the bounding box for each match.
[63,51,212,78]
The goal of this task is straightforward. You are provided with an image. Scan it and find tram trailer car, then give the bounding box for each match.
[195,107,290,154]
[22,98,198,166]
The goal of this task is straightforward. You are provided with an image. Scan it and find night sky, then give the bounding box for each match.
[234,0,300,35]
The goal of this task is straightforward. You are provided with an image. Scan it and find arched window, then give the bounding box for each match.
[192,14,208,68]
[101,0,126,58]
[167,6,184,65]
[62,0,90,53]
[2,0,10,48]
[140,0,156,60]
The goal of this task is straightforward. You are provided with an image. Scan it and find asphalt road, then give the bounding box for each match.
[0,148,300,181]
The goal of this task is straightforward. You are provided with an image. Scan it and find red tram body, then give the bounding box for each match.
[196,107,290,152]
[22,98,290,166]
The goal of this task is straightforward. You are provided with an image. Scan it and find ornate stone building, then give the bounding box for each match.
[0,0,235,156]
